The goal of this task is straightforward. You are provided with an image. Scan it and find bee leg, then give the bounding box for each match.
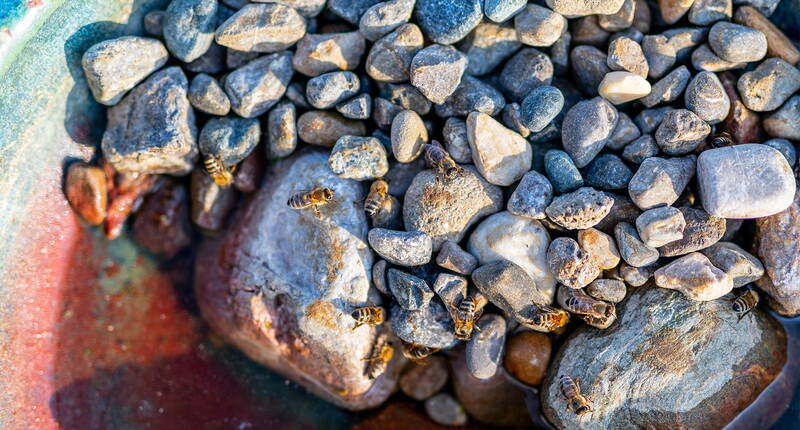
[313,205,322,219]
[575,378,581,392]
[352,322,363,331]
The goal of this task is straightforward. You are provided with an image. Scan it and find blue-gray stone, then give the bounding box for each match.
[466,314,507,379]
[544,149,584,194]
[457,21,522,76]
[336,93,373,119]
[185,42,226,74]
[389,300,459,348]
[584,154,633,190]
[414,0,483,44]
[306,71,361,109]
[199,116,260,165]
[507,170,554,219]
[634,106,673,134]
[764,138,797,167]
[561,97,619,168]
[622,135,659,164]
[164,0,218,62]
[654,108,711,155]
[188,73,231,116]
[615,222,660,267]
[434,75,506,117]
[380,83,432,115]
[484,0,527,22]
[387,269,435,310]
[368,228,433,266]
[329,0,383,24]
[224,51,294,118]
[520,86,564,133]
[499,48,554,102]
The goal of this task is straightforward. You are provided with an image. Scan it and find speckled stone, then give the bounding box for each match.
[293,31,366,77]
[561,97,619,168]
[358,0,415,41]
[336,94,372,120]
[764,96,800,140]
[655,253,733,300]
[691,44,746,72]
[466,112,532,186]
[435,75,506,117]
[414,0,483,44]
[544,150,584,194]
[466,314,507,379]
[472,260,551,323]
[328,0,382,24]
[615,222,660,267]
[484,0,527,22]
[628,155,696,210]
[436,241,478,275]
[688,0,732,25]
[655,109,711,155]
[641,66,691,108]
[622,135,659,164]
[215,3,306,53]
[391,110,428,163]
[390,301,458,349]
[701,242,765,287]
[410,44,468,104]
[520,86,564,133]
[199,116,260,166]
[225,51,294,118]
[584,154,633,191]
[507,171,553,220]
[737,58,800,112]
[607,37,648,78]
[607,112,642,150]
[685,71,730,125]
[266,101,297,159]
[635,206,685,248]
[570,45,610,96]
[642,35,676,80]
[634,106,673,134]
[366,24,424,83]
[499,48,554,102]
[764,139,797,167]
[658,207,725,257]
[328,136,389,180]
[547,237,601,288]
[306,71,360,109]
[546,187,614,230]
[457,21,521,76]
[297,111,367,147]
[578,227,621,270]
[387,269,435,310]
[708,21,768,63]
[514,4,567,47]
[587,279,627,302]
[546,0,626,17]
[164,0,217,62]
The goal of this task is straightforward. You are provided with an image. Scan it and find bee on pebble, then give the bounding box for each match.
[203,154,235,187]
[287,187,335,218]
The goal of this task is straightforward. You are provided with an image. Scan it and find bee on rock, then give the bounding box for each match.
[527,305,570,332]
[287,187,335,218]
[401,342,439,364]
[451,295,483,341]
[203,154,235,187]
[559,375,593,417]
[425,141,464,182]
[362,335,393,379]
[731,289,759,322]
[351,305,386,330]
[363,179,390,217]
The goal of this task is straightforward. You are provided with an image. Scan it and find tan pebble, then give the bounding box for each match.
[599,71,651,104]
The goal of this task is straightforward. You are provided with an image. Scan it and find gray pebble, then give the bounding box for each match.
[225,51,294,118]
[655,108,711,155]
[358,0,415,41]
[622,135,659,164]
[227,48,260,70]
[410,44,468,104]
[329,136,389,180]
[514,4,567,47]
[691,44,746,72]
[642,35,676,80]
[414,0,483,44]
[373,98,404,130]
[390,300,458,348]
[306,71,360,109]
[607,112,642,150]
[619,262,656,286]
[634,106,673,134]
[266,101,297,159]
[615,222,660,267]
[466,315,506,379]
[369,228,433,266]
[436,241,478,275]
[507,171,553,220]
[551,31,571,75]
[545,187,615,230]
[457,21,521,76]
[391,110,428,162]
[547,237,601,288]
[685,71,730,124]
[484,0,526,22]
[81,36,168,106]
[658,207,725,257]
[635,206,686,248]
[432,273,468,311]
[373,260,390,295]
[188,74,231,116]
[708,21,767,63]
[764,139,797,167]
[185,42,226,74]
[520,86,564,133]
[546,0,626,16]
[737,58,800,112]
[442,118,472,163]
[544,149,584,194]
[336,94,372,120]
[425,394,468,426]
[607,36,648,78]
[502,103,531,138]
[571,16,610,47]
[597,0,635,31]
[328,0,382,24]
[499,48,554,102]
[294,31,367,77]
[628,155,696,210]
[387,268,435,310]
[471,260,551,323]
[641,65,691,108]
[434,75,506,117]
[190,169,236,231]
[688,0,732,25]
[380,83,432,116]
[570,45,610,96]
[700,242,765,287]
[297,110,367,147]
[215,3,306,53]
[256,0,326,17]
[164,0,217,62]
[561,97,619,168]
[584,154,634,190]
[143,10,165,37]
[663,27,708,62]
[199,116,260,166]
[586,279,627,302]
[366,24,424,83]
[611,27,644,44]
[764,96,800,140]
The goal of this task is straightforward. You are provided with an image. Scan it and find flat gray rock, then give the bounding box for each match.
[641,65,690,108]
[615,221,660,267]
[188,73,231,115]
[390,301,459,349]
[368,228,433,266]
[466,314,506,379]
[628,155,696,210]
[366,24,424,83]
[472,260,551,324]
[225,51,294,118]
[306,71,360,109]
[708,21,767,63]
[387,269,434,310]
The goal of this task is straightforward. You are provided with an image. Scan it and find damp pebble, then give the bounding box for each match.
[65,162,108,225]
[503,331,552,386]
[400,356,449,400]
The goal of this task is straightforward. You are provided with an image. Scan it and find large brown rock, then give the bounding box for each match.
[756,187,800,317]
[195,150,401,410]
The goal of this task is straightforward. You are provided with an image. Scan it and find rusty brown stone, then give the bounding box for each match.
[658,0,694,24]
[719,71,763,145]
[65,161,107,225]
[102,159,158,239]
[734,6,800,66]
[132,180,192,258]
[503,331,552,386]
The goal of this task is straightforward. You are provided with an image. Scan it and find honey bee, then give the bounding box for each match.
[732,289,759,322]
[564,291,612,317]
[425,140,464,182]
[287,187,335,218]
[525,305,570,332]
[362,337,394,379]
[710,132,733,148]
[401,342,439,364]
[451,295,483,341]
[351,305,386,330]
[559,375,593,417]
[363,179,390,217]
[203,154,235,187]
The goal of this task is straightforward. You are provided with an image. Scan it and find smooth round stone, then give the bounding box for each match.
[545,187,615,230]
[546,0,626,17]
[578,227,621,270]
[484,0,527,22]
[655,109,711,155]
[764,138,797,167]
[457,21,522,76]
[358,0,415,41]
[514,4,567,47]
[635,206,686,248]
[503,331,552,386]
[425,394,468,426]
[499,48,554,102]
[654,253,733,301]
[764,96,800,140]
[215,3,306,53]
[520,86,564,133]
[737,58,800,112]
[507,171,554,220]
[466,315,507,379]
[615,221,660,267]
[414,0,483,44]
[607,37,648,78]
[628,155,696,210]
[199,116,260,166]
[697,144,796,219]
[466,112,532,186]
[561,97,619,168]
[658,207,725,257]
[399,355,449,400]
[65,162,108,225]
[164,0,217,62]
[597,0,635,31]
[366,24,424,83]
[410,44,468,104]
[328,136,389,180]
[587,279,627,303]
[188,73,231,116]
[293,31,366,77]
[685,71,730,125]
[306,71,360,109]
[391,110,428,163]
[584,154,633,190]
[544,150,584,194]
[642,35,677,80]
[297,111,366,147]
[641,65,691,108]
[622,135,659,164]
[688,0,732,25]
[599,71,651,104]
[570,45,611,96]
[436,241,478,275]
[708,21,768,63]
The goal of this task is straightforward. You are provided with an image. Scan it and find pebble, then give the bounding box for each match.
[457,21,521,76]
[101,67,197,175]
[467,212,556,300]
[390,300,458,349]
[635,206,686,248]
[391,110,428,163]
[594,192,643,233]
[628,155,696,210]
[642,35,676,80]
[199,116,260,166]
[132,181,192,258]
[328,0,382,24]
[260,0,325,17]
[697,144,795,219]
[215,3,305,54]
[615,221,660,267]
[184,41,228,73]
[233,149,263,193]
[507,171,553,220]
[409,44,467,104]
[369,229,433,267]
[425,394,468,426]
[503,331,552,386]
[688,0,732,25]
[544,150,584,195]
[547,237,601,289]
[336,93,372,120]
[414,0,482,44]
[226,48,259,69]
[434,75,506,117]
[466,315,507,379]
[442,118,472,163]
[297,111,367,147]
[586,279,627,302]
[328,136,389,180]
[655,109,711,155]
[546,0,626,17]
[572,16,609,47]
[502,103,531,138]
[225,51,294,118]
[65,162,108,225]
[380,83,432,115]
[373,98,403,130]
[514,4,567,47]
[641,65,691,108]
[519,86,564,134]
[551,31,571,75]
[570,45,610,97]
[366,24,424,83]
[654,252,733,300]
[436,241,478,275]
[284,82,310,109]
[755,189,800,316]
[584,154,634,190]
[764,96,800,140]
[737,58,800,112]
[578,227,621,270]
[143,10,165,37]
[404,166,503,250]
[598,0,635,31]
[265,101,297,159]
[190,169,237,231]
[387,269,435,310]
[622,135,659,163]
[306,71,360,109]
[562,97,618,168]
[293,31,366,77]
[599,71,652,104]
[546,188,614,231]
[358,0,415,41]
[764,138,797,167]
[466,112,531,186]
[81,36,168,106]
[619,262,656,286]
[685,71,730,124]
[691,43,746,72]
[607,112,642,150]
[659,0,694,24]
[708,21,767,63]
[164,0,217,62]
[432,274,469,316]
[663,27,708,62]
[483,0,526,22]
[607,37,648,78]
[734,6,800,66]
[399,355,449,400]
[634,106,673,134]
[701,242,765,287]
[499,48,554,102]
[188,74,230,116]
[658,207,725,257]
[472,260,551,322]
[372,260,390,295]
